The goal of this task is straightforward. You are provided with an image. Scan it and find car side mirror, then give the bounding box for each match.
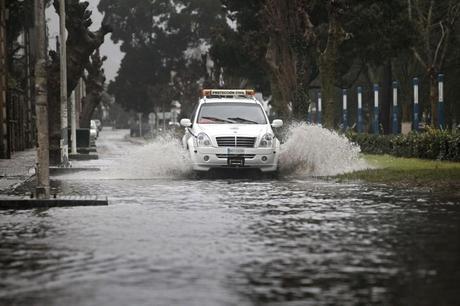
[180,118,192,127]
[271,119,283,128]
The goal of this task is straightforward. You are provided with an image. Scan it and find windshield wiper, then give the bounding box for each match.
[227,117,258,124]
[200,116,235,123]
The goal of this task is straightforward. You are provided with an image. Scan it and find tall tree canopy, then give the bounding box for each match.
[213,0,417,127]
[100,0,460,127]
[98,0,227,115]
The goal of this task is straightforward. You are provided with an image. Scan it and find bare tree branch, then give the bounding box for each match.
[411,47,428,68]
[433,21,446,66]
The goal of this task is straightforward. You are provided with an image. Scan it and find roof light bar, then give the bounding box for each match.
[202,89,255,97]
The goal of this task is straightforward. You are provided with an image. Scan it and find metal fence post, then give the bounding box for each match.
[373,84,379,135]
[317,91,322,126]
[438,74,445,130]
[392,81,399,134]
[342,89,348,132]
[413,78,420,132]
[357,86,363,133]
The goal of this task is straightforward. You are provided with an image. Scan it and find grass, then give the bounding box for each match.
[338,154,460,190]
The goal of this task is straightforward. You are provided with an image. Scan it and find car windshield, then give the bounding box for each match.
[197,103,267,124]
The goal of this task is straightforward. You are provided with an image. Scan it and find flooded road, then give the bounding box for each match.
[1,129,459,306]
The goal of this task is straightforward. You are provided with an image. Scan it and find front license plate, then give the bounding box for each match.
[228,157,245,167]
[227,148,245,155]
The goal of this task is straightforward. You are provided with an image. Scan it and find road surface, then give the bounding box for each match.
[1,129,459,306]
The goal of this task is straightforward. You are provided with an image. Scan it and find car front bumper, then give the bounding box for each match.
[189,147,279,172]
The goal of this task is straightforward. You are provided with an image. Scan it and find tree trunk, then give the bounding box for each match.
[291,60,310,120]
[47,56,61,164]
[264,0,315,119]
[265,36,296,118]
[319,51,337,129]
[428,68,438,127]
[381,60,392,134]
[0,0,9,158]
[34,0,50,198]
[319,18,346,130]
[79,93,99,128]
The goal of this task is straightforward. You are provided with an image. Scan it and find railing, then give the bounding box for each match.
[307,73,448,134]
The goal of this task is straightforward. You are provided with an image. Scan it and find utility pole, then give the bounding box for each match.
[24,18,34,148]
[59,0,69,166]
[70,90,77,154]
[138,113,142,137]
[34,0,50,199]
[162,103,166,132]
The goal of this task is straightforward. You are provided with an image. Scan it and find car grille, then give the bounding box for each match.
[216,154,256,159]
[216,137,256,148]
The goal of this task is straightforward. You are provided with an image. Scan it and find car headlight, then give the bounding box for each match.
[259,133,274,148]
[196,132,212,147]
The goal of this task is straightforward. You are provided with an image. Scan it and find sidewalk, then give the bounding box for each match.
[0,149,36,193]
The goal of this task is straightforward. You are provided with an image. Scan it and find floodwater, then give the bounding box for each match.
[1,127,459,306]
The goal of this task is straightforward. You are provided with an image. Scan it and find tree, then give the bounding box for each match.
[34,0,50,198]
[409,0,460,127]
[263,0,318,118]
[47,0,112,164]
[211,0,272,110]
[214,0,414,127]
[80,49,106,128]
[311,0,348,129]
[215,0,318,118]
[98,0,228,116]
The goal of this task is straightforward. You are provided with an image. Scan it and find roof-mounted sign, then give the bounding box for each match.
[202,89,255,97]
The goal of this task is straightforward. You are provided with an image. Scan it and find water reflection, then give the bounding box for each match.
[224,182,460,305]
[1,178,460,305]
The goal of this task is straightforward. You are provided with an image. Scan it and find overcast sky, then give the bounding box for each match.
[46,0,124,81]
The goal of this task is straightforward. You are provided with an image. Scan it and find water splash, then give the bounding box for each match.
[279,122,368,176]
[104,134,192,179]
[59,132,193,180]
[60,125,367,180]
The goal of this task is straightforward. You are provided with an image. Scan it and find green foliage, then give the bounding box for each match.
[211,0,270,93]
[340,0,413,69]
[347,130,460,162]
[98,0,227,114]
[97,0,460,123]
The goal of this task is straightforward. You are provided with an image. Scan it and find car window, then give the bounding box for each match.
[197,103,267,124]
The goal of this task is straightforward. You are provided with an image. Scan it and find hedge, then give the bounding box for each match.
[347,129,460,162]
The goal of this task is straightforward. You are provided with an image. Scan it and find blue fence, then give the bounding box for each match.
[308,73,446,133]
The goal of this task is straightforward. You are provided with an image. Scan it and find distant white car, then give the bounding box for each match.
[181,89,283,173]
[90,120,98,141]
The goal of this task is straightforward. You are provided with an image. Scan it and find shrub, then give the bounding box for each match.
[347,130,460,161]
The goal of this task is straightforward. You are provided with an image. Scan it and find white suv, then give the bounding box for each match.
[180,89,283,173]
